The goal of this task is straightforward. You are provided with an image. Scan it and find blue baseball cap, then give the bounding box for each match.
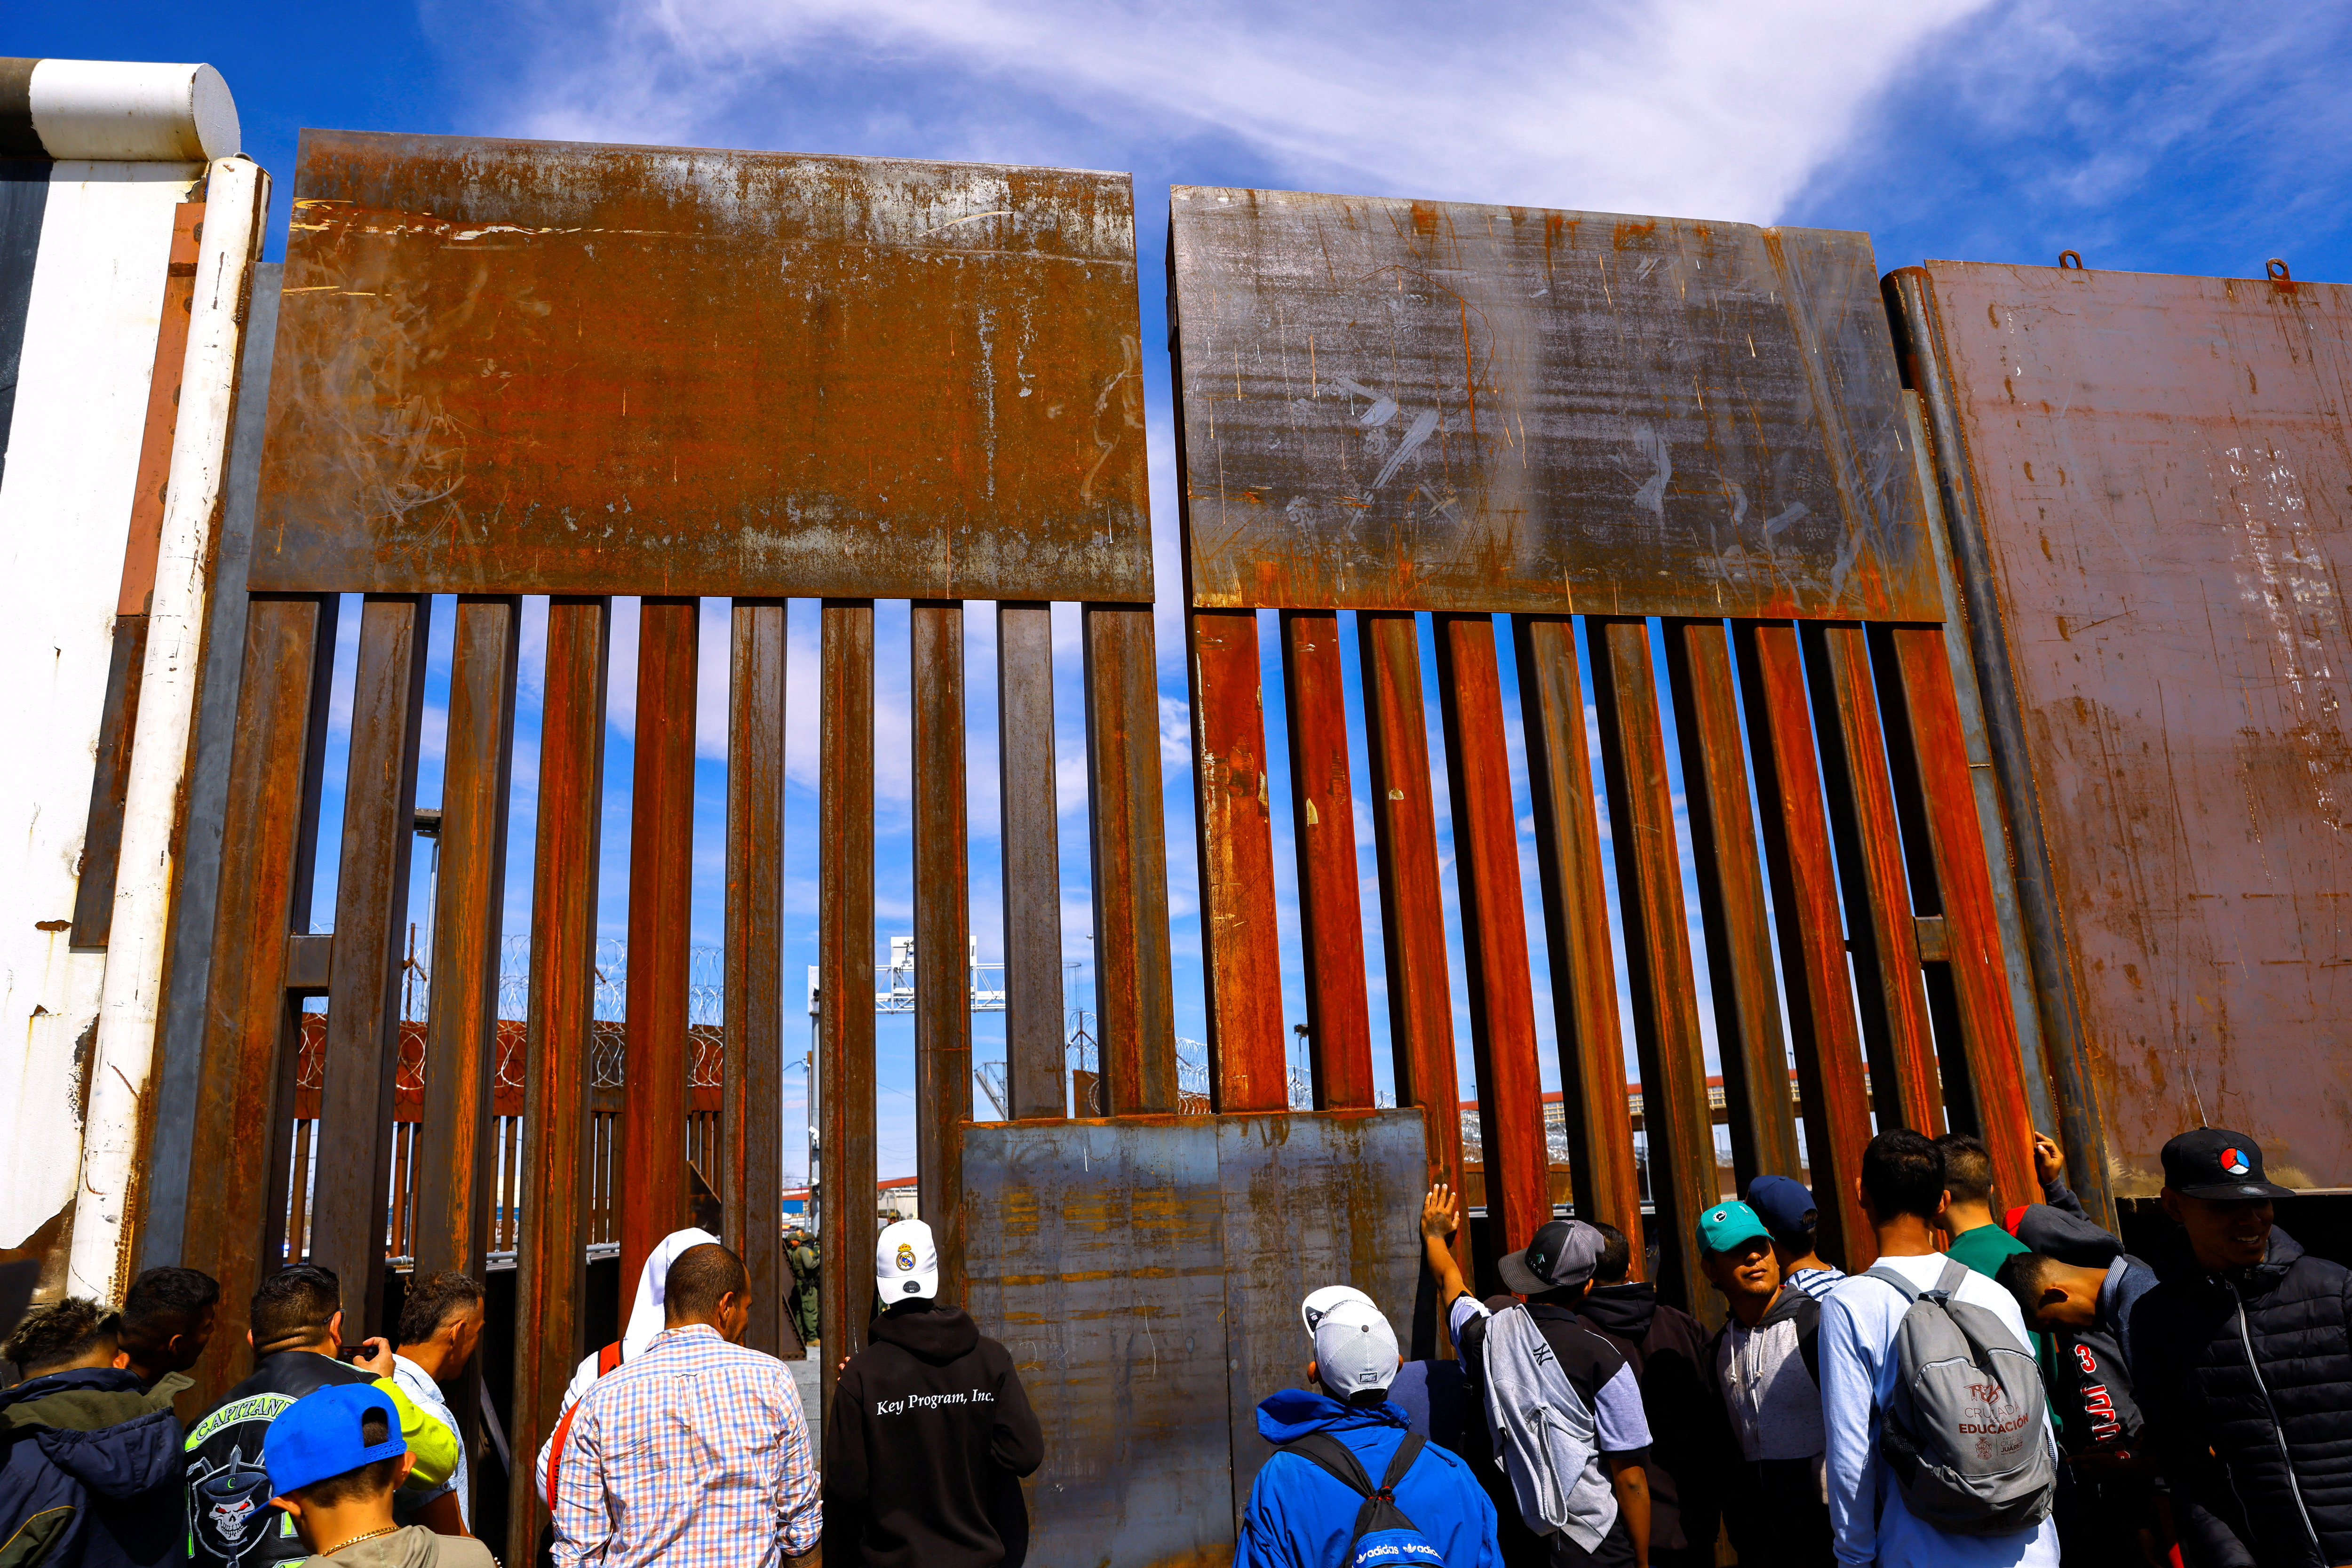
[1697,1201,1772,1257]
[262,1384,405,1496]
[1746,1175,1821,1240]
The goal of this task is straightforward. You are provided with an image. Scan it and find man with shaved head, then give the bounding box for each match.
[551,1242,820,1567]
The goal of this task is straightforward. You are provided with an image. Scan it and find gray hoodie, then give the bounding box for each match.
[1709,1286,1824,1462]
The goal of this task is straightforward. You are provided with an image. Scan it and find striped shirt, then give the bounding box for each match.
[550,1323,819,1567]
[1787,1265,1848,1301]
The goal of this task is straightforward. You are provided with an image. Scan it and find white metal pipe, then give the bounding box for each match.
[68,155,269,1301]
[12,59,239,162]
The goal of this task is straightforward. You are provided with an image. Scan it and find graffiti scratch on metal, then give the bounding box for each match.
[1170,187,1936,619]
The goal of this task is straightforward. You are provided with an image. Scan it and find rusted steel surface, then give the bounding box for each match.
[1082,603,1177,1114]
[252,131,1149,601]
[1168,187,1936,620]
[1590,619,1717,1315]
[1890,626,2035,1204]
[819,600,877,1400]
[1513,616,1642,1256]
[183,594,336,1410]
[69,615,148,946]
[1666,620,1803,1189]
[511,597,608,1561]
[961,1108,1426,1565]
[620,598,697,1293]
[1736,622,1874,1268]
[725,602,787,1354]
[1188,607,1285,1111]
[1807,624,1940,1135]
[1280,609,1375,1107]
[1433,614,1548,1256]
[1887,269,2106,1219]
[414,596,519,1278]
[1902,258,2352,1195]
[1358,613,1464,1262]
[911,601,970,1301]
[117,203,203,619]
[313,595,431,1337]
[995,602,1065,1120]
[1217,1110,1428,1513]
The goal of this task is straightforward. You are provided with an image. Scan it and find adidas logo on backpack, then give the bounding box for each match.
[1864,1260,2058,1535]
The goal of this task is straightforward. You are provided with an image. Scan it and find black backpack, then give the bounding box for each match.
[1280,1431,1452,1567]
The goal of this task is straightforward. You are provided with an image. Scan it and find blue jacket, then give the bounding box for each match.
[0,1366,184,1567]
[1237,1388,1501,1568]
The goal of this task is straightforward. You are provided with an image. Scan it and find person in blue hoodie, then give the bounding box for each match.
[0,1296,185,1567]
[1239,1295,1502,1568]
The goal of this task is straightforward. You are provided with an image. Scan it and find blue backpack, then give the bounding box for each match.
[1280,1431,1451,1567]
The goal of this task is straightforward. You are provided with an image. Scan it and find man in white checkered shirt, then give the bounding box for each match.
[551,1242,819,1567]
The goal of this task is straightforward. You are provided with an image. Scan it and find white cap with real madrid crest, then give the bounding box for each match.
[874,1218,941,1301]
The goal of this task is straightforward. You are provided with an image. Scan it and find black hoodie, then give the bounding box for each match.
[824,1302,1044,1568]
[1580,1281,1718,1557]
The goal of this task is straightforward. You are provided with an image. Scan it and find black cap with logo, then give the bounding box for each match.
[1497,1218,1607,1297]
[2161,1127,2295,1201]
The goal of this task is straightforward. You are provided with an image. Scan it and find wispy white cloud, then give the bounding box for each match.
[467,0,1993,225]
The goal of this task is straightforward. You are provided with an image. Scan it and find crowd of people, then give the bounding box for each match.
[3,1118,2348,1566]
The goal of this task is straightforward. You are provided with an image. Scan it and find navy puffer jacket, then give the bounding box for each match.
[2132,1226,2352,1568]
[0,1366,184,1567]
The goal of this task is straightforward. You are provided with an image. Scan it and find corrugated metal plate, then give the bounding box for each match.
[1170,187,1937,618]
[1916,259,2352,1194]
[963,1108,1427,1564]
[250,131,1151,600]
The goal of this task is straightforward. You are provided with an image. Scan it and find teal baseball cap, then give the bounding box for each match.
[262,1384,404,1496]
[1696,1200,1772,1257]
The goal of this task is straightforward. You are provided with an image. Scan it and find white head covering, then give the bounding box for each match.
[624,1226,723,1359]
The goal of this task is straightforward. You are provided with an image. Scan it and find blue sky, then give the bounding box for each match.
[24,0,2352,1184]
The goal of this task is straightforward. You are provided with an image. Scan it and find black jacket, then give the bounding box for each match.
[2134,1226,2352,1568]
[1581,1281,1719,1557]
[0,1366,183,1568]
[824,1303,1044,1568]
[185,1351,380,1567]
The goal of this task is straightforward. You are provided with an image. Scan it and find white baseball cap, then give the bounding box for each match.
[875,1218,939,1301]
[1312,1298,1400,1401]
[1299,1284,1378,1337]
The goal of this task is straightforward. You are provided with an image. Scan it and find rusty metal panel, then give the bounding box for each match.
[1513,615,1643,1255]
[1280,609,1376,1107]
[724,601,787,1353]
[1665,620,1802,1191]
[512,596,609,1563]
[911,601,970,1300]
[1736,622,1874,1268]
[620,598,697,1291]
[962,1116,1232,1568]
[184,593,337,1411]
[995,602,1066,1120]
[1189,607,1286,1111]
[1170,187,1936,619]
[1358,613,1464,1256]
[253,130,1149,601]
[1590,619,1716,1316]
[1434,615,1549,1256]
[414,595,519,1280]
[1907,258,2352,1195]
[1083,603,1178,1114]
[1217,1109,1428,1518]
[313,594,431,1337]
[961,1108,1427,1565]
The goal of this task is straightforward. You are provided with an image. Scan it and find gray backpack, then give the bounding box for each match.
[1864,1261,2057,1535]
